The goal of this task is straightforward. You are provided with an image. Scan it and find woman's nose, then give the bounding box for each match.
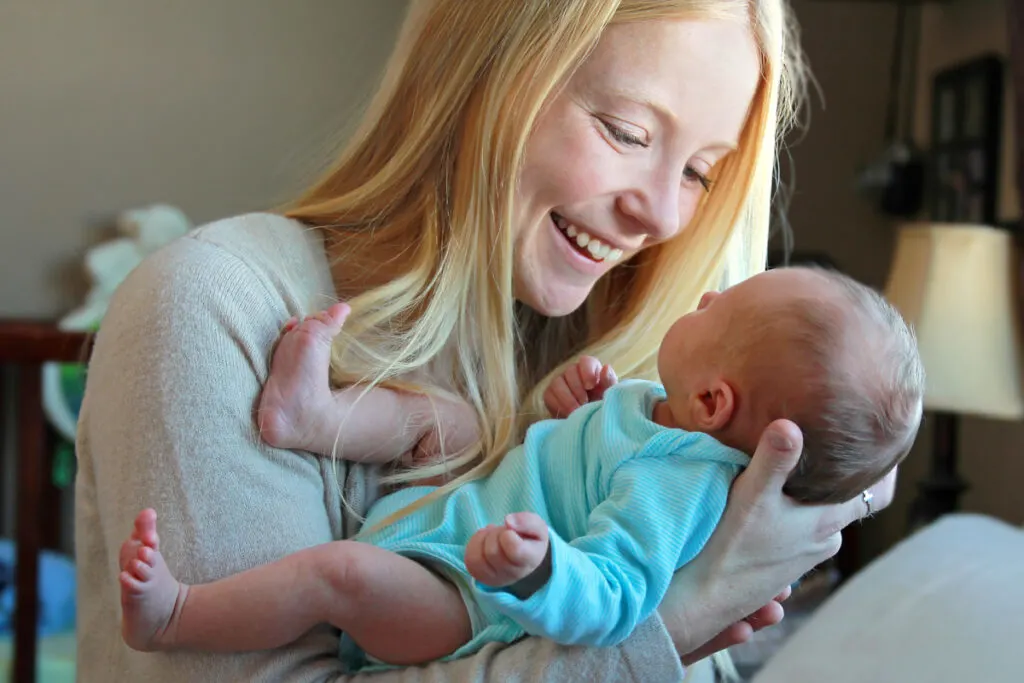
[615,171,682,243]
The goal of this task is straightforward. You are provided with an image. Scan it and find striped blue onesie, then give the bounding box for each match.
[349,379,750,668]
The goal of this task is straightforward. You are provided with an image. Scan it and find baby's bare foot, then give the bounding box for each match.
[119,509,187,651]
[258,303,350,453]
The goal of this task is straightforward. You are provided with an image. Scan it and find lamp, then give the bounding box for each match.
[884,223,1024,528]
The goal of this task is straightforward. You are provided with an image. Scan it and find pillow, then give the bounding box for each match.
[752,513,1024,683]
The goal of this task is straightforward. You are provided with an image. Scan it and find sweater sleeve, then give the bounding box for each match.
[473,456,734,647]
[74,234,361,682]
[74,223,687,683]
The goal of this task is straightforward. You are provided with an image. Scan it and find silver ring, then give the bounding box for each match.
[862,490,874,517]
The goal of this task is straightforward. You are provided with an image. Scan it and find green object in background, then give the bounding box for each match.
[42,351,89,488]
[42,356,89,446]
[52,441,76,489]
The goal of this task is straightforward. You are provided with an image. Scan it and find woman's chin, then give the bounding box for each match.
[516,283,592,318]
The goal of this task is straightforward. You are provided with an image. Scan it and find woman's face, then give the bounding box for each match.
[513,19,761,316]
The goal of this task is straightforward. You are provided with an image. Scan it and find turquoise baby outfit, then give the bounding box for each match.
[351,379,749,667]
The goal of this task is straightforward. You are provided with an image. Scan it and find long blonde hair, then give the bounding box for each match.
[283,0,806,504]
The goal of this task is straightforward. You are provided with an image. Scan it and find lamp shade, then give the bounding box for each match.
[884,223,1024,419]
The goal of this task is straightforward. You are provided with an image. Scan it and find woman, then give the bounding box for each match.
[75,1,894,681]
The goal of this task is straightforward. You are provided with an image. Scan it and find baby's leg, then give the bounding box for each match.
[119,509,471,665]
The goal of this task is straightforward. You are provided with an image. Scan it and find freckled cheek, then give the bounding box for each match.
[676,194,703,237]
[527,126,617,206]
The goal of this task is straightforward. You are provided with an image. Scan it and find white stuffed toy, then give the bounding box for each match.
[60,204,192,330]
[43,204,192,442]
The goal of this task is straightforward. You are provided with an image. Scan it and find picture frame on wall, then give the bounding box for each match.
[929,55,1004,224]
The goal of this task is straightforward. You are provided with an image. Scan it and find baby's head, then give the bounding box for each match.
[657,266,924,504]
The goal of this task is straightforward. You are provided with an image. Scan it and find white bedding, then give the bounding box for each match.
[752,513,1024,683]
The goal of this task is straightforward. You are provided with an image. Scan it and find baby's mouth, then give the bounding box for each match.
[552,212,623,264]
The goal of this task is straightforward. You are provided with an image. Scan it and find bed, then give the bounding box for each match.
[750,513,1024,683]
[1,321,90,683]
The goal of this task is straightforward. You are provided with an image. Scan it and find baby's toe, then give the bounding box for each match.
[130,559,153,581]
[120,571,144,595]
[138,546,156,565]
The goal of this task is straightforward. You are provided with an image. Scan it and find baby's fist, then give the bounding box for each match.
[465,513,549,588]
[544,356,618,419]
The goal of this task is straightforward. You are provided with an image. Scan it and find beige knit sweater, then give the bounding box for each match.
[74,212,685,682]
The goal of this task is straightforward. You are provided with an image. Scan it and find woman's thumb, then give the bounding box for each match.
[750,419,804,484]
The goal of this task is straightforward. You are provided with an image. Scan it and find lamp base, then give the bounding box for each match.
[907,412,969,531]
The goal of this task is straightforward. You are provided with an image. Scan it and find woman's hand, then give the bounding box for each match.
[658,419,893,663]
[679,586,792,666]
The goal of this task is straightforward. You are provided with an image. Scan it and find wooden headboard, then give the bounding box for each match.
[1,321,91,683]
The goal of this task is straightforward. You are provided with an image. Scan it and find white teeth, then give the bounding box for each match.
[553,214,624,263]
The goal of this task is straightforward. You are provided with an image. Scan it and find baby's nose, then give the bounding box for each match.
[697,291,720,310]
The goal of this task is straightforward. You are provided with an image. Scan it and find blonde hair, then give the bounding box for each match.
[282,0,807,515]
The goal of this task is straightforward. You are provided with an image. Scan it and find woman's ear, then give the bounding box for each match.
[693,379,736,432]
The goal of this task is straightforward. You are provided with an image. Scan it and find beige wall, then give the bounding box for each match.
[0,0,410,319]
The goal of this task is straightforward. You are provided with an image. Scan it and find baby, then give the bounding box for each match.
[116,266,924,670]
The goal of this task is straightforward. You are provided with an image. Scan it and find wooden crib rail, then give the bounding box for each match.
[0,321,91,683]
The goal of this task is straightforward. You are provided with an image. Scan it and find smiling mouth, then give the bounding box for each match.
[551,213,624,264]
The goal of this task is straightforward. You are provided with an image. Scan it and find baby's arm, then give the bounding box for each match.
[471,454,743,648]
[543,356,617,418]
[258,305,475,463]
[119,509,470,665]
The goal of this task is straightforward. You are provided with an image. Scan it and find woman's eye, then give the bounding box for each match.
[683,166,713,193]
[600,119,648,148]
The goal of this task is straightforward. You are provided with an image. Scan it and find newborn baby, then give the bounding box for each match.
[116,266,923,670]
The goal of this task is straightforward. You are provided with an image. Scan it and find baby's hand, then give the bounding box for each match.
[465,513,549,588]
[543,355,617,418]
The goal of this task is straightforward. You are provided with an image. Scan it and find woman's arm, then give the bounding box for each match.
[75,225,689,683]
[75,235,364,682]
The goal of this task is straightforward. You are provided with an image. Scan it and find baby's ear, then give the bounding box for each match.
[694,379,735,432]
